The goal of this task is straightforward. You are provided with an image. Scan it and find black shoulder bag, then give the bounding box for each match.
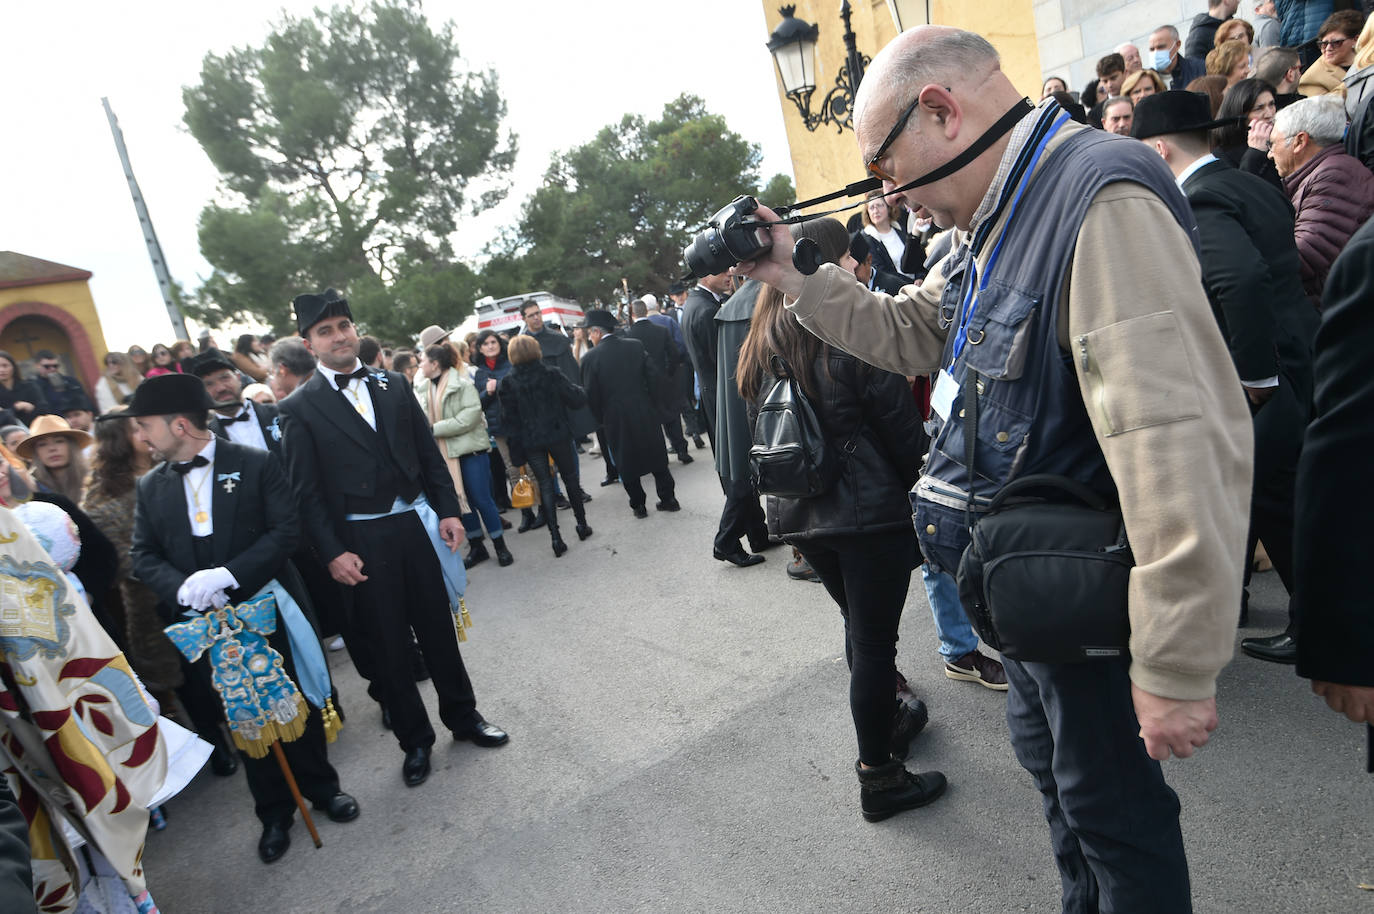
[749,355,844,498]
[954,369,1134,663]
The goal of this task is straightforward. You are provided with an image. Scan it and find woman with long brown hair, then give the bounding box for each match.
[95,351,142,413]
[737,217,945,822]
[15,414,91,503]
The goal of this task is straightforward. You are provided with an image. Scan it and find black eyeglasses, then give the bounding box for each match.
[865,88,952,183]
[1318,36,1351,49]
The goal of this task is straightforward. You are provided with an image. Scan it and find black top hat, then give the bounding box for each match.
[666,281,688,296]
[583,309,620,332]
[1130,90,1239,140]
[848,230,871,263]
[186,349,237,377]
[101,374,216,419]
[293,287,352,336]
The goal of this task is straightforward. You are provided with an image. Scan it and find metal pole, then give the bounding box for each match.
[101,97,190,341]
[839,1,866,91]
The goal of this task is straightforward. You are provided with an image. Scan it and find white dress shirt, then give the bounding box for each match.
[216,400,269,451]
[179,437,217,536]
[317,359,378,431]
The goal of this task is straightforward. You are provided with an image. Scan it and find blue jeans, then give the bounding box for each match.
[459,452,504,539]
[920,563,979,660]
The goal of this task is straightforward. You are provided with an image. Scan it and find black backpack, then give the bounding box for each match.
[749,355,839,498]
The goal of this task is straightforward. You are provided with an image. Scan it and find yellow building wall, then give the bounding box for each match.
[0,280,109,388]
[763,0,1040,204]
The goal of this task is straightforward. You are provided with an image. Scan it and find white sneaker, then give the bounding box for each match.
[326,636,345,652]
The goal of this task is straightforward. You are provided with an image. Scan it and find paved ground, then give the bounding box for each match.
[142,448,1371,913]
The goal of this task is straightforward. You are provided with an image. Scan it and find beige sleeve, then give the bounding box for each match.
[1069,183,1254,700]
[785,260,952,376]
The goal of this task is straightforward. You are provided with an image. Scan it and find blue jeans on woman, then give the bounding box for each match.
[459,452,505,540]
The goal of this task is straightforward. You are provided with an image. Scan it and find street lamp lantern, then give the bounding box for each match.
[766,3,870,134]
[886,0,931,32]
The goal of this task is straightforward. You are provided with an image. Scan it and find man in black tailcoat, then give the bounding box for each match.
[277,289,508,790]
[1133,92,1319,663]
[680,271,733,446]
[626,298,693,464]
[580,309,679,517]
[127,374,358,864]
[1292,218,1374,770]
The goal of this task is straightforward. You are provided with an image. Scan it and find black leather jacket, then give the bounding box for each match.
[751,348,924,541]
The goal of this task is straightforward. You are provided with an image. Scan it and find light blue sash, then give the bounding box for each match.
[345,494,467,609]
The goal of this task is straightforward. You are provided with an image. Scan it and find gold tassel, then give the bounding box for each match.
[455,616,467,642]
[321,698,343,744]
[460,597,473,630]
[228,694,310,758]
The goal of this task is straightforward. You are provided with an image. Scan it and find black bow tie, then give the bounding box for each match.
[219,410,251,425]
[171,455,210,475]
[334,367,369,391]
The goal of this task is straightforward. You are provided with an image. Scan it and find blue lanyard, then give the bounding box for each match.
[948,111,1071,368]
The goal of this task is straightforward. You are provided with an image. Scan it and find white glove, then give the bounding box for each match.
[176,567,239,610]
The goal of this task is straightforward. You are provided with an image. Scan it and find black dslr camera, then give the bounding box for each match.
[684,195,772,278]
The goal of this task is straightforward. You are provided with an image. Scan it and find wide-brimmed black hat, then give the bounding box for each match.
[667,281,688,296]
[1130,90,1238,140]
[100,374,216,419]
[583,309,620,332]
[293,287,352,336]
[186,349,237,377]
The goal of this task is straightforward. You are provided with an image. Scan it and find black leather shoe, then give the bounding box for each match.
[313,792,360,823]
[555,494,572,510]
[380,704,392,731]
[1240,632,1298,664]
[677,452,694,465]
[655,499,681,512]
[748,536,782,552]
[551,534,568,557]
[693,434,706,449]
[600,475,620,487]
[258,819,292,864]
[402,747,431,786]
[453,718,509,748]
[209,741,239,777]
[463,537,490,569]
[493,538,514,567]
[714,549,765,567]
[576,523,593,541]
[632,505,649,519]
[580,490,592,503]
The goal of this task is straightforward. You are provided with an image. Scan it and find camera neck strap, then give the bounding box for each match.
[774,98,1035,226]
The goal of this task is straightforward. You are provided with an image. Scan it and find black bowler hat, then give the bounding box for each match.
[1130,90,1239,140]
[583,309,620,332]
[186,349,237,377]
[667,281,688,295]
[100,374,216,420]
[293,287,352,336]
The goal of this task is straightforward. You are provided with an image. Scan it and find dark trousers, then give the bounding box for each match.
[662,417,688,455]
[528,439,587,534]
[622,467,675,510]
[240,620,339,824]
[1244,380,1305,628]
[346,510,478,751]
[596,427,618,478]
[714,476,767,554]
[1003,656,1192,914]
[796,529,919,765]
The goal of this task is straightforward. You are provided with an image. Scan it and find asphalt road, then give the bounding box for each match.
[141,448,1372,913]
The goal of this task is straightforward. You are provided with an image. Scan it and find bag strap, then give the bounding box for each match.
[962,368,980,531]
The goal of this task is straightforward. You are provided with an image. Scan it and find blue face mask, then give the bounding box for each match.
[1151,48,1174,70]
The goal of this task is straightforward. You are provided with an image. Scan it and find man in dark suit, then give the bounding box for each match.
[1135,91,1320,663]
[520,299,598,449]
[660,283,707,447]
[1292,217,1374,767]
[126,374,358,864]
[680,271,733,448]
[848,232,907,295]
[580,309,679,517]
[29,349,91,416]
[190,350,285,454]
[278,289,508,790]
[626,299,693,464]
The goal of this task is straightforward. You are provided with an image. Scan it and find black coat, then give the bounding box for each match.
[625,318,679,418]
[209,400,283,456]
[473,355,513,437]
[751,349,925,541]
[1293,217,1374,693]
[580,334,668,477]
[0,378,46,425]
[33,372,92,415]
[1214,143,1285,197]
[1183,159,1318,396]
[528,327,597,438]
[32,493,120,644]
[131,441,302,616]
[714,280,762,483]
[681,287,724,431]
[498,360,587,465]
[278,368,462,565]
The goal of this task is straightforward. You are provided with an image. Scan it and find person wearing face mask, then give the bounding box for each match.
[1148,24,1208,89]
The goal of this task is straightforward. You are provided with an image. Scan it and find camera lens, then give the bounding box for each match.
[684,228,735,279]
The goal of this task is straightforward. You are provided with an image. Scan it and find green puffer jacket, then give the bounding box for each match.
[415,368,489,458]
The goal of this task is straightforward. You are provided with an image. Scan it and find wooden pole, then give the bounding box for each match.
[270,741,322,848]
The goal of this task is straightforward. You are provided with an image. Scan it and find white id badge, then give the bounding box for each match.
[931,369,960,421]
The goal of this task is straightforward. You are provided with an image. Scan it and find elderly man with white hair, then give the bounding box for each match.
[738,24,1252,912]
[1268,95,1374,309]
[1115,41,1142,74]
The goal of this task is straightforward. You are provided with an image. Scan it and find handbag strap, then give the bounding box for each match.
[962,368,980,531]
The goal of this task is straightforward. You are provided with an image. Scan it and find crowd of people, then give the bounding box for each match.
[3,7,1373,912]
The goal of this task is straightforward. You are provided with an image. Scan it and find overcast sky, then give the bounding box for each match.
[0,1,795,349]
